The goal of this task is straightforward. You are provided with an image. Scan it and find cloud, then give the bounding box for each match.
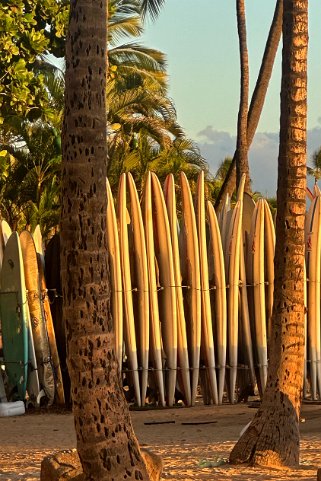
[197,127,235,169]
[307,126,321,159]
[195,126,321,197]
[249,132,278,196]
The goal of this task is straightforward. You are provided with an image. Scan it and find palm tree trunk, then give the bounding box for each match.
[229,0,308,467]
[215,0,283,210]
[236,0,250,193]
[61,0,149,479]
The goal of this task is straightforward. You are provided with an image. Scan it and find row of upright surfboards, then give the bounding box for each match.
[108,171,273,406]
[107,171,321,407]
[0,224,65,406]
[1,172,321,408]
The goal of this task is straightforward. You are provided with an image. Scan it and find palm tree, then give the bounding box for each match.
[235,0,250,193]
[230,0,308,467]
[0,119,61,235]
[215,0,283,210]
[307,147,321,184]
[0,63,64,234]
[107,0,207,195]
[140,0,165,19]
[60,0,160,478]
[108,0,167,91]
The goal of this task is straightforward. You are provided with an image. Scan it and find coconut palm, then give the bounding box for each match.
[230,0,308,467]
[60,0,161,478]
[108,0,167,91]
[140,0,165,19]
[235,0,250,193]
[215,0,283,210]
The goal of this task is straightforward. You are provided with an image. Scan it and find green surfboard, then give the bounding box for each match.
[0,232,28,401]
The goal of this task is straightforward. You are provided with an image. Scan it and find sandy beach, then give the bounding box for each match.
[1,401,321,480]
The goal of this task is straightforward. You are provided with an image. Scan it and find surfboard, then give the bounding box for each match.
[151,172,177,407]
[118,173,141,406]
[242,193,255,240]
[143,172,165,407]
[314,184,321,197]
[163,174,191,406]
[37,256,65,405]
[218,195,231,256]
[225,175,245,403]
[196,171,218,404]
[1,220,12,246]
[207,200,227,404]
[0,367,7,402]
[263,200,275,345]
[20,230,55,405]
[106,178,123,373]
[0,221,6,353]
[26,301,43,407]
[225,202,242,403]
[127,173,150,406]
[44,233,71,405]
[179,172,201,405]
[303,260,308,399]
[0,219,6,270]
[0,232,28,401]
[239,236,256,389]
[33,224,43,253]
[33,225,45,270]
[305,196,321,399]
[247,199,267,397]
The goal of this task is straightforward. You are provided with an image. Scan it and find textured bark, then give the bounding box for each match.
[60,1,150,479]
[230,0,308,468]
[41,448,162,481]
[236,0,250,193]
[215,0,283,210]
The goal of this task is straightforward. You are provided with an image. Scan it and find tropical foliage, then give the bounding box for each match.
[0,0,68,126]
[0,0,210,240]
[107,0,207,194]
[0,65,63,235]
[307,146,321,183]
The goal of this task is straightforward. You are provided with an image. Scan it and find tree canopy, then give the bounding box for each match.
[0,0,68,127]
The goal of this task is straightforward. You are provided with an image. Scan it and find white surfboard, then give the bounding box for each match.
[127,173,150,406]
[164,174,191,406]
[180,172,201,405]
[207,201,227,404]
[106,179,123,372]
[143,172,165,406]
[118,173,141,406]
[225,175,245,403]
[151,172,177,407]
[196,171,218,404]
[305,196,321,399]
[1,220,12,246]
[247,199,267,397]
[263,200,275,346]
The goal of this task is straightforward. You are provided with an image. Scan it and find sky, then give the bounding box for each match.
[142,1,321,196]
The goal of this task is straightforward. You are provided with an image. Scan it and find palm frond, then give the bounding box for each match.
[140,0,166,20]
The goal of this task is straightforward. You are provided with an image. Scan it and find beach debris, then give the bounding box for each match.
[198,457,228,468]
[181,421,217,425]
[0,400,25,417]
[144,420,175,425]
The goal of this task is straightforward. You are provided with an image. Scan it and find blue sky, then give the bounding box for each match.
[142,1,321,196]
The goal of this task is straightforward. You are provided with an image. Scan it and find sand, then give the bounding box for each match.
[0,401,321,480]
